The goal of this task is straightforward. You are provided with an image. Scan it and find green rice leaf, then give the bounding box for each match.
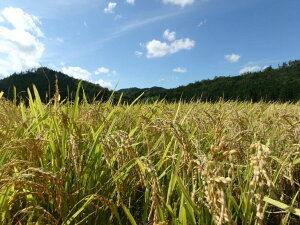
[264,196,300,217]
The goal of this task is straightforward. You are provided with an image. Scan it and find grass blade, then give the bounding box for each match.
[263,196,300,217]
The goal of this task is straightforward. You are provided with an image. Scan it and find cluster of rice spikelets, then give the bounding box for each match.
[202,136,237,225]
[249,142,273,225]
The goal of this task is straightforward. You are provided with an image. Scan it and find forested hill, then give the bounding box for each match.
[118,60,300,103]
[0,67,111,103]
[118,87,166,101]
[1,60,300,103]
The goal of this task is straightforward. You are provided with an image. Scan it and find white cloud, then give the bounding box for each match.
[126,0,135,5]
[224,54,241,63]
[94,67,117,77]
[239,66,261,74]
[146,38,195,58]
[146,40,169,58]
[163,0,194,7]
[95,67,110,75]
[0,16,4,23]
[135,51,143,57]
[163,29,176,41]
[262,65,270,70]
[61,66,91,80]
[0,7,45,76]
[173,67,187,73]
[60,66,115,88]
[104,2,117,14]
[2,7,44,37]
[96,79,113,88]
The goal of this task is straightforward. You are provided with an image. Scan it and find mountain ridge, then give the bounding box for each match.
[0,67,111,103]
[117,60,300,102]
[1,60,300,103]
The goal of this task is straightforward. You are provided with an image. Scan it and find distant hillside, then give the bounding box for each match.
[118,86,166,101]
[0,67,111,103]
[1,60,300,104]
[118,60,300,103]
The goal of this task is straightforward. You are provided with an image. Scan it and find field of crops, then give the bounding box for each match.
[0,87,300,225]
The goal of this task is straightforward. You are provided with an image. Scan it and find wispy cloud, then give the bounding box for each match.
[114,14,122,20]
[198,19,207,27]
[56,37,64,43]
[71,10,189,59]
[113,11,183,36]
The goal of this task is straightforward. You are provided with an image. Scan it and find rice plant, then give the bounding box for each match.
[0,87,299,224]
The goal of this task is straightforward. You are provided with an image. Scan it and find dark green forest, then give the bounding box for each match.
[118,60,300,103]
[0,67,111,103]
[0,60,300,103]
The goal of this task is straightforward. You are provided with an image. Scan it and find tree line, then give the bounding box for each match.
[0,60,300,104]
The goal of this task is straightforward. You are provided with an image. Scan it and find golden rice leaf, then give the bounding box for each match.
[121,203,137,225]
[136,158,145,175]
[293,158,300,165]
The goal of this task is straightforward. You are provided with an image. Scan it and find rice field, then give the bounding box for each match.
[0,86,300,225]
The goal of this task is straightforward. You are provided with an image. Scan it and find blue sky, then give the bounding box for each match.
[0,0,299,89]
